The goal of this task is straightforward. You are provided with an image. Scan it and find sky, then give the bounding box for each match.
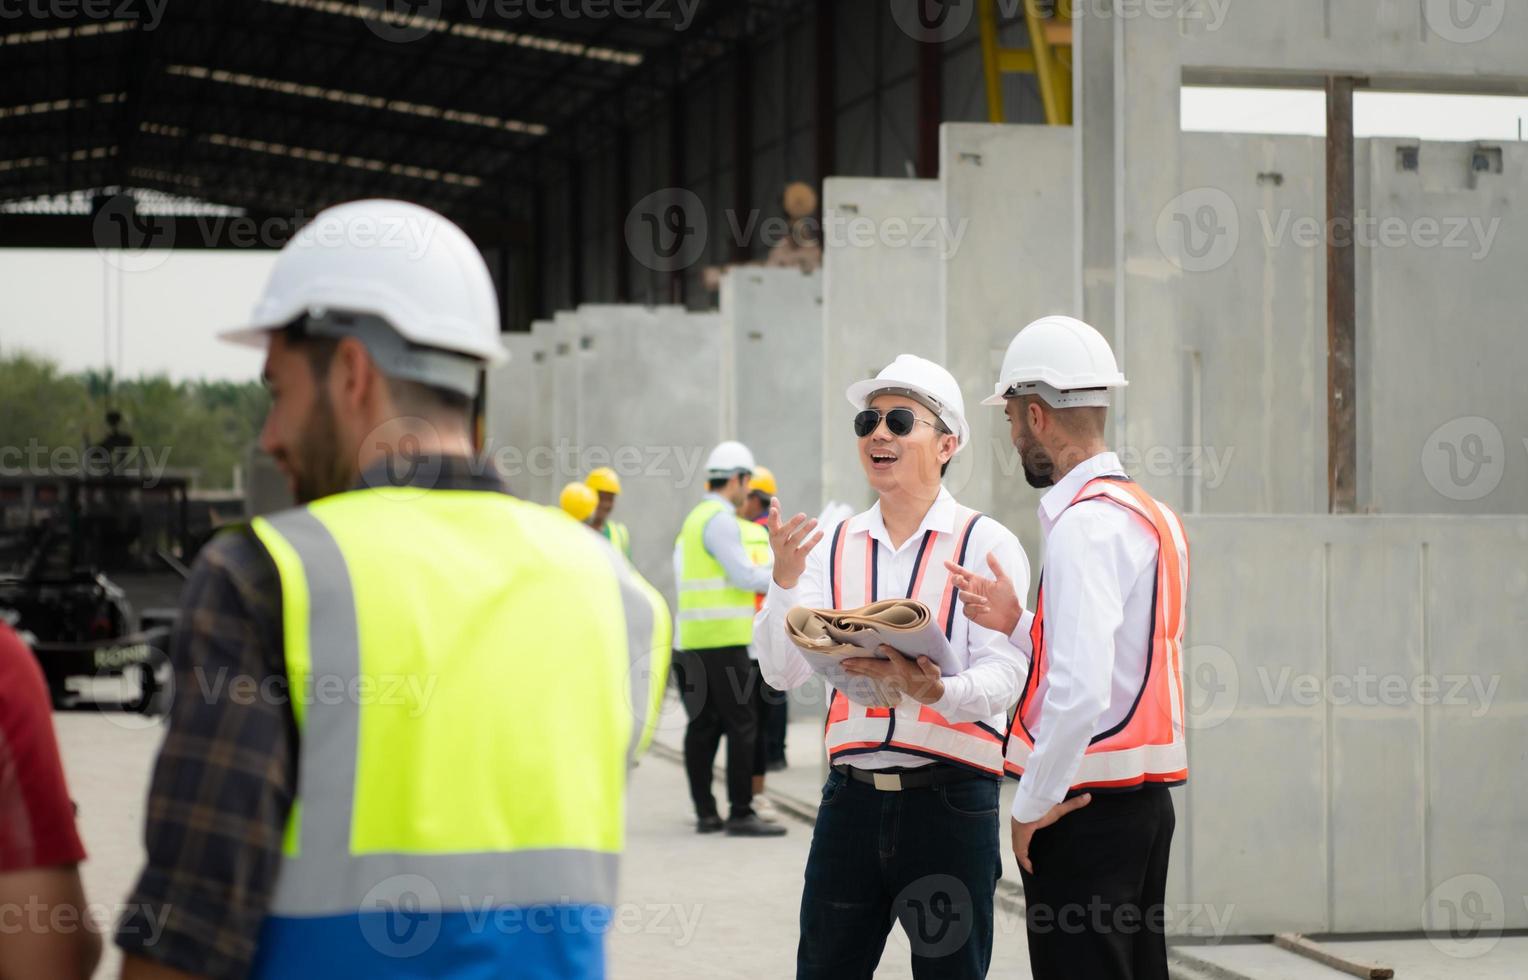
[3,90,1526,383]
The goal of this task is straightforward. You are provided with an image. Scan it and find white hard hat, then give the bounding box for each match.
[845,354,969,451]
[220,199,508,385]
[705,440,756,477]
[981,315,1127,408]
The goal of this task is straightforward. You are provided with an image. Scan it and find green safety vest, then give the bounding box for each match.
[602,519,631,558]
[675,499,759,650]
[246,486,670,977]
[740,517,771,613]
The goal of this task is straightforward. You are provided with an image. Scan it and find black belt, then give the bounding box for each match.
[833,764,994,792]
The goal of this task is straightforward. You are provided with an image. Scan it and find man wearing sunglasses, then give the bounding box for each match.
[753,353,1030,978]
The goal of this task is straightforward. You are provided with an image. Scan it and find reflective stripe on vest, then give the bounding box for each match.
[246,488,669,978]
[1004,477,1190,794]
[605,520,631,557]
[822,507,1006,776]
[676,499,757,650]
[742,517,771,613]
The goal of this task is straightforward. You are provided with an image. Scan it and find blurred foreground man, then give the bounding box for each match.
[755,355,1030,979]
[0,623,100,980]
[949,316,1189,980]
[117,200,670,980]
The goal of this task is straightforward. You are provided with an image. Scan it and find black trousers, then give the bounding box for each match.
[1018,784,1175,980]
[752,673,789,776]
[672,646,758,819]
[798,770,1002,979]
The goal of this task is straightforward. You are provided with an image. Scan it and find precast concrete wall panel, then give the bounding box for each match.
[1178,132,1329,515]
[550,311,582,486]
[1364,139,1528,515]
[821,177,945,511]
[721,267,825,521]
[1176,518,1329,934]
[940,123,1075,584]
[1175,515,1528,935]
[1180,2,1528,90]
[557,305,726,607]
[635,309,729,605]
[486,321,554,506]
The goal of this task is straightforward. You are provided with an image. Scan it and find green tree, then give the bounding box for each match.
[0,352,267,489]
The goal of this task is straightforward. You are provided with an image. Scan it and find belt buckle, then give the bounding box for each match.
[872,772,903,792]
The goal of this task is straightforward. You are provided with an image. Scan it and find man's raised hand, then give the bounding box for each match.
[767,497,822,590]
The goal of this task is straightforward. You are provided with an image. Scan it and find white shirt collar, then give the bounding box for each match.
[849,485,959,552]
[1037,451,1126,533]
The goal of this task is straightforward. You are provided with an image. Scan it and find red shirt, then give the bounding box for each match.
[0,623,87,870]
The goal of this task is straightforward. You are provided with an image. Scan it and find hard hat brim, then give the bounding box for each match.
[217,312,511,365]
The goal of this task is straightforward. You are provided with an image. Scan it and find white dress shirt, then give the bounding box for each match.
[1009,451,1159,823]
[671,492,773,597]
[754,486,1030,770]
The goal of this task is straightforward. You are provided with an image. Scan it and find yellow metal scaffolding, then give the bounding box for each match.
[979,0,1073,125]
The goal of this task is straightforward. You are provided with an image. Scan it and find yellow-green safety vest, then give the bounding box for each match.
[740,517,771,613]
[675,498,759,650]
[602,519,631,558]
[246,486,670,978]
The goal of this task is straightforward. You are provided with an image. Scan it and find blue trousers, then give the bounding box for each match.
[797,768,1002,979]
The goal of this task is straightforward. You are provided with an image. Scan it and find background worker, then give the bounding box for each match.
[115,199,670,980]
[559,480,598,524]
[739,466,789,776]
[672,441,784,838]
[949,315,1189,980]
[0,622,100,980]
[586,466,632,558]
[755,355,1030,978]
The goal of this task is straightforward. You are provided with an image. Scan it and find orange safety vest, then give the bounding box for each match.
[1004,477,1190,794]
[822,505,1007,776]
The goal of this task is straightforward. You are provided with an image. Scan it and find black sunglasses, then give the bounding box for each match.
[853,407,944,438]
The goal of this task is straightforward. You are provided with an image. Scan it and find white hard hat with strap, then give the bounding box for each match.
[982,315,1128,408]
[220,199,507,396]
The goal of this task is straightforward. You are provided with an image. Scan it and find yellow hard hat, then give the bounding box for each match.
[749,465,778,497]
[559,482,598,522]
[585,467,622,495]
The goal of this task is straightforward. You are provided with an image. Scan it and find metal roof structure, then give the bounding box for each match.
[1,0,812,226]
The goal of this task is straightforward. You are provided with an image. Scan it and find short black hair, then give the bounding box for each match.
[940,460,949,478]
[281,321,470,420]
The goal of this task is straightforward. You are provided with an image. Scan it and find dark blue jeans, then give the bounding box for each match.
[797,768,1002,979]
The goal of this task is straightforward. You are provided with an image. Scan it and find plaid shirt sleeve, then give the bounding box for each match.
[115,527,295,980]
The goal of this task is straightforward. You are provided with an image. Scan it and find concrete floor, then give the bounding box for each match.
[53,703,1527,979]
[52,710,1031,979]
